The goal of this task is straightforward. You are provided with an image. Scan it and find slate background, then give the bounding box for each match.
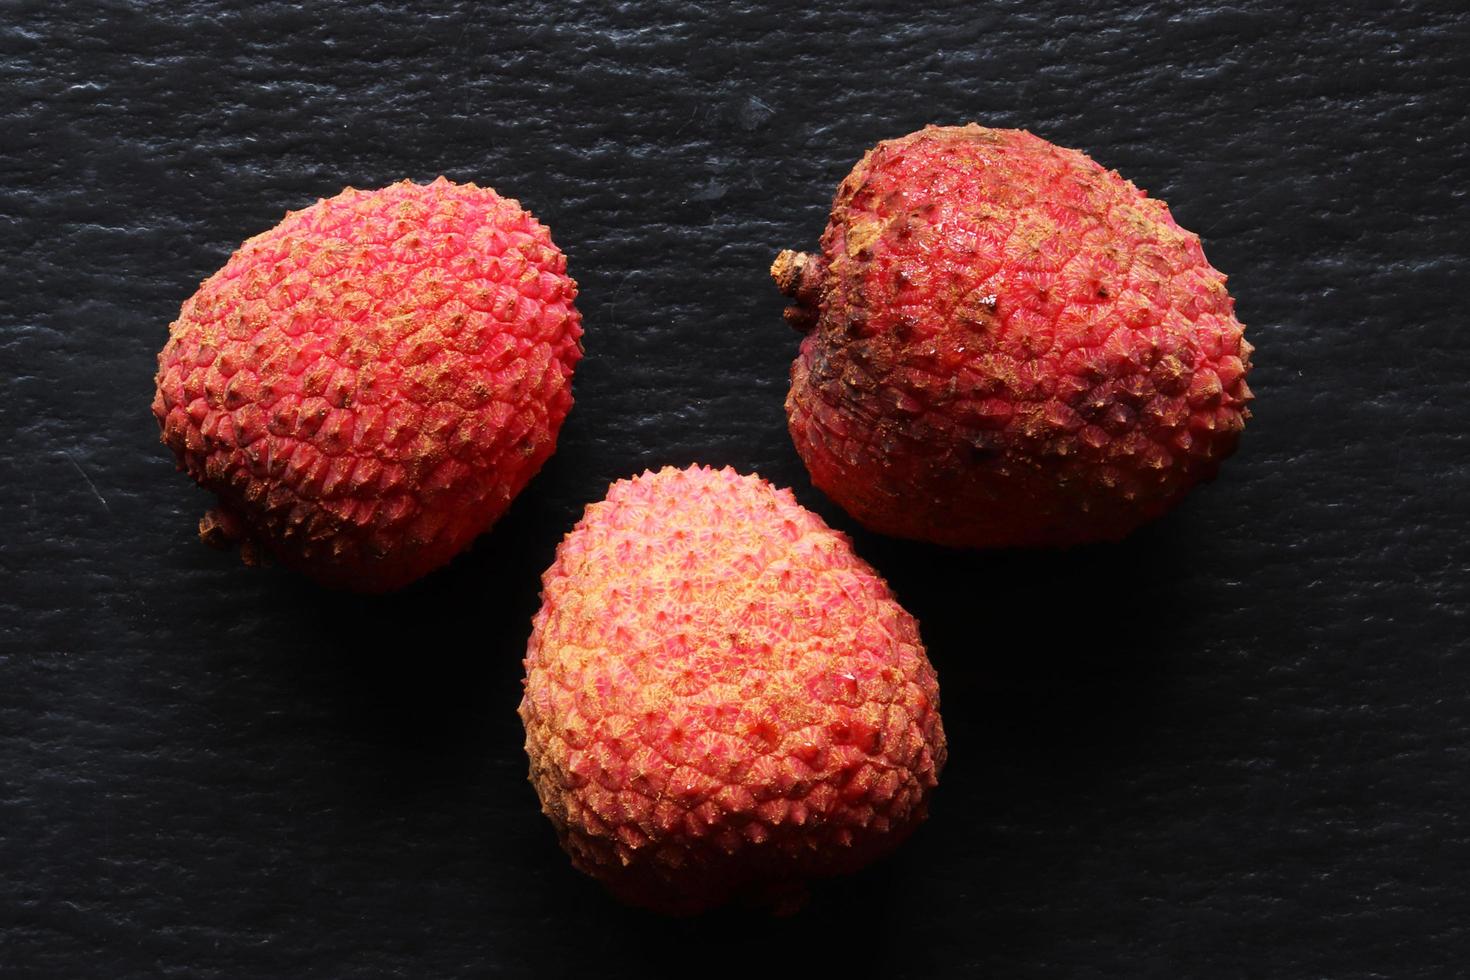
[3,1,1468,976]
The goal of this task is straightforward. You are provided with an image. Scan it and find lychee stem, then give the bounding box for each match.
[200,505,264,567]
[770,249,824,333]
[770,249,810,296]
[199,507,241,550]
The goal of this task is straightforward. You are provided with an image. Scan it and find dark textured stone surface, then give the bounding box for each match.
[2,1,1467,976]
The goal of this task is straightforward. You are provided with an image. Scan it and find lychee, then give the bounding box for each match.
[518,465,945,914]
[153,177,583,592]
[773,124,1253,548]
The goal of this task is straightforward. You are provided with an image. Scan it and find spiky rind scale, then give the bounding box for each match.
[153,177,583,591]
[519,465,946,915]
[778,125,1253,548]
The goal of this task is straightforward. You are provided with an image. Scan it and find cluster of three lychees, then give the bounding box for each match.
[152,125,1251,914]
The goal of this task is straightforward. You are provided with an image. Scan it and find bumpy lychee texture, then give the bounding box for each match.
[153,177,582,592]
[773,124,1253,548]
[519,465,945,915]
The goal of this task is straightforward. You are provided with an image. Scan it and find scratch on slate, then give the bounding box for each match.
[66,453,110,513]
[606,271,634,330]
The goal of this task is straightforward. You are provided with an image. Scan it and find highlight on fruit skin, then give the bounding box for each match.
[518,464,946,915]
[152,177,583,592]
[773,123,1254,549]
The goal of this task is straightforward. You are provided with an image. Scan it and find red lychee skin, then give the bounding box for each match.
[153,177,583,592]
[518,465,946,915]
[773,125,1254,548]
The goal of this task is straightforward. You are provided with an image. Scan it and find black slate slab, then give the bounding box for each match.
[2,1,1467,976]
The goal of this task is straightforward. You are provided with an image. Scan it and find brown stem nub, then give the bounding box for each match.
[199,507,241,550]
[770,249,809,296]
[770,250,824,333]
[200,505,264,566]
